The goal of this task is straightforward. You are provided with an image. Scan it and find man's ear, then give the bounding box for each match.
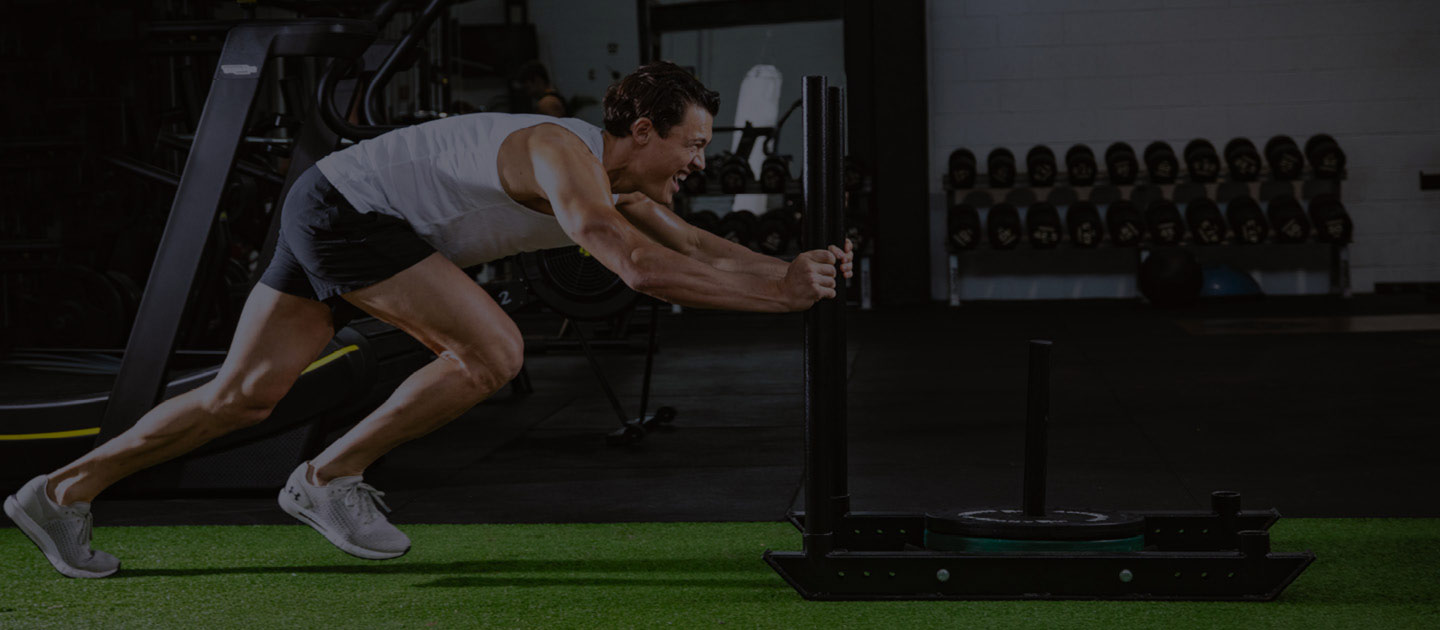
[630,117,654,145]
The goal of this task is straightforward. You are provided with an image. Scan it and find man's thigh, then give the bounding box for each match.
[340,252,521,357]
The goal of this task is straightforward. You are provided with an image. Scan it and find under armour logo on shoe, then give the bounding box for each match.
[288,487,303,503]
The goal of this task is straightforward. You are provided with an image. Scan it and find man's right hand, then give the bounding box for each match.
[779,249,839,311]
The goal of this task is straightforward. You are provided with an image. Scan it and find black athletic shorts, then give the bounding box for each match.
[259,165,435,327]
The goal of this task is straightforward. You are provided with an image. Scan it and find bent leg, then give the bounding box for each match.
[47,283,337,505]
[309,252,524,483]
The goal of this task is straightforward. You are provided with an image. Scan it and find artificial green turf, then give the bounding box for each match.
[1,519,1437,629]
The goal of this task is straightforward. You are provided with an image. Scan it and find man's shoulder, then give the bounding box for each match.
[521,120,595,153]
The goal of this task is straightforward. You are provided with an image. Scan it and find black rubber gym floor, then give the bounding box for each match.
[5,294,1438,528]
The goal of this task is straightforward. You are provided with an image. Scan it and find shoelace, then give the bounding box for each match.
[339,482,392,525]
[78,512,94,555]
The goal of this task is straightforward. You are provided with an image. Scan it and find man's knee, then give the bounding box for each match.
[445,334,524,397]
[199,377,288,429]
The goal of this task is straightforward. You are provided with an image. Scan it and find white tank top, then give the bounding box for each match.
[315,113,604,268]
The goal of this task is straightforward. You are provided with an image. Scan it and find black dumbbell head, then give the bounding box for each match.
[1266,194,1310,242]
[948,203,982,251]
[1183,139,1221,183]
[1304,134,1346,180]
[1066,200,1104,248]
[948,149,976,189]
[1144,141,1179,184]
[1065,144,1097,187]
[1104,142,1139,185]
[988,148,1017,189]
[1184,197,1226,245]
[1105,199,1144,246]
[1027,145,1058,188]
[1264,135,1305,180]
[987,202,1022,249]
[1308,193,1353,243]
[1026,202,1062,248]
[1225,196,1269,244]
[1145,198,1185,244]
[1223,137,1262,182]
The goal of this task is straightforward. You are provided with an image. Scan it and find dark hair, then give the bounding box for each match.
[603,61,720,139]
[516,60,550,85]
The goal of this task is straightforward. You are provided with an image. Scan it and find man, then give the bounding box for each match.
[517,60,567,117]
[3,60,852,578]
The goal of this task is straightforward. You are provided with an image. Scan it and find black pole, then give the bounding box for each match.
[1022,339,1052,517]
[801,76,834,557]
[638,300,659,420]
[826,86,849,518]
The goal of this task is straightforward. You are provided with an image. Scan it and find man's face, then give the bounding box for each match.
[633,104,712,205]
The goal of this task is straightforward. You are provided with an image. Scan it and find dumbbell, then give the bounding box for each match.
[1185,197,1227,245]
[988,148,1017,189]
[1305,134,1346,180]
[987,202,1022,249]
[1308,193,1353,244]
[1145,198,1185,244]
[947,203,982,251]
[1264,136,1305,181]
[756,208,799,254]
[1027,146,1058,188]
[1026,202,1062,248]
[1225,196,1269,244]
[719,153,754,194]
[1144,141,1179,184]
[760,155,791,193]
[1224,138,1262,182]
[1266,195,1311,242]
[686,209,720,234]
[1066,201,1104,248]
[717,209,759,247]
[1184,139,1221,183]
[1105,142,1139,185]
[948,148,977,189]
[1066,144,1097,187]
[1105,199,1144,247]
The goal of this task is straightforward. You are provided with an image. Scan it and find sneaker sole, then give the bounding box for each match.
[277,489,409,561]
[3,495,119,579]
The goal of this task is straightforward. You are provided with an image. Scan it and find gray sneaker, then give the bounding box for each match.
[278,462,410,560]
[3,475,120,578]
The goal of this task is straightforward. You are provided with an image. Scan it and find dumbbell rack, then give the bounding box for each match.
[941,166,1350,307]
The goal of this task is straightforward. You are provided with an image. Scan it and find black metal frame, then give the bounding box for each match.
[761,77,1316,601]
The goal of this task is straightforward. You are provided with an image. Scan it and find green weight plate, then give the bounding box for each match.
[925,508,1145,541]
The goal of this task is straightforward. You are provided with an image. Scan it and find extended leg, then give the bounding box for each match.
[48,283,337,505]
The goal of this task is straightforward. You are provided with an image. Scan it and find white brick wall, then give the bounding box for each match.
[927,0,1440,299]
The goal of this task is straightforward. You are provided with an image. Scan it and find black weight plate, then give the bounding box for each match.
[518,246,639,321]
[925,508,1145,541]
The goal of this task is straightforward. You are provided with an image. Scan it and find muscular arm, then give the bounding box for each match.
[526,129,833,312]
[612,192,788,280]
